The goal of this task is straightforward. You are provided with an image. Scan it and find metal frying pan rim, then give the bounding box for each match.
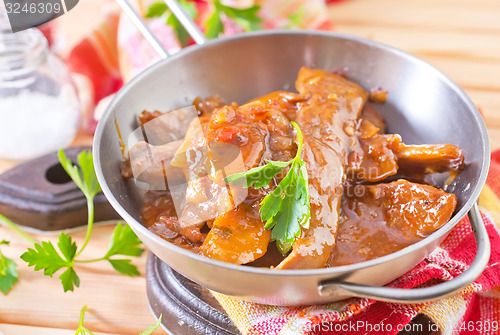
[94,29,490,277]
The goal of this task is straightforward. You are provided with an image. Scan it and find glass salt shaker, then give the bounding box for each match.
[0,11,80,161]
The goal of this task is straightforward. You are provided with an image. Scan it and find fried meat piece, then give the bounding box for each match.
[328,180,457,266]
[277,67,368,269]
[347,119,464,182]
[200,203,272,264]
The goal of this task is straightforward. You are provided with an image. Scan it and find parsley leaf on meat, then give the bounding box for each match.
[225,122,310,254]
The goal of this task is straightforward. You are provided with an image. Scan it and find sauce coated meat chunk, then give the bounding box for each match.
[329,180,457,266]
[277,67,368,269]
[347,119,464,182]
[200,204,271,264]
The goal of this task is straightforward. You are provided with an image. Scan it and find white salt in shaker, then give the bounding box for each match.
[0,12,80,160]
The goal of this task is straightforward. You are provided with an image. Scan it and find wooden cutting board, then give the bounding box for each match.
[1,0,499,334]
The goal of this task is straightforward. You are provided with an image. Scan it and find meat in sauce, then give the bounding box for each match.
[124,69,465,269]
[277,68,368,269]
[328,180,457,266]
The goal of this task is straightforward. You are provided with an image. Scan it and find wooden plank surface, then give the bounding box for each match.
[0,224,156,335]
[0,324,112,335]
[1,0,500,334]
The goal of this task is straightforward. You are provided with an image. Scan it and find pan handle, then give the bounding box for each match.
[318,202,491,303]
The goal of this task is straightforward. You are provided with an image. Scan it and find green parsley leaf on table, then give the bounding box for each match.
[0,240,18,295]
[58,150,101,200]
[21,150,144,292]
[21,238,69,276]
[105,222,144,258]
[75,305,162,335]
[0,214,36,294]
[75,306,96,335]
[21,233,80,291]
[95,222,144,277]
[139,314,163,335]
[59,267,80,292]
[108,258,141,277]
[104,222,144,276]
[224,122,311,255]
[58,231,78,261]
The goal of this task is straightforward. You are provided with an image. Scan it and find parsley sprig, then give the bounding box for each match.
[20,150,144,292]
[75,306,162,335]
[58,150,101,257]
[224,122,310,255]
[0,212,37,295]
[146,0,197,47]
[74,306,95,335]
[0,240,18,294]
[146,0,262,43]
[139,314,163,335]
[204,0,261,38]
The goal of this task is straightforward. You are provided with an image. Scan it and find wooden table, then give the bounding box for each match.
[1,0,499,334]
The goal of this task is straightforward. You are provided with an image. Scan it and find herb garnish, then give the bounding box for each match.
[204,0,261,38]
[146,0,262,43]
[0,213,36,295]
[75,305,162,335]
[139,314,163,335]
[224,122,310,255]
[74,306,95,335]
[146,0,197,47]
[21,150,144,292]
[0,240,18,294]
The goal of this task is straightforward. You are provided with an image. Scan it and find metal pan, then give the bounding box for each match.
[93,0,490,306]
